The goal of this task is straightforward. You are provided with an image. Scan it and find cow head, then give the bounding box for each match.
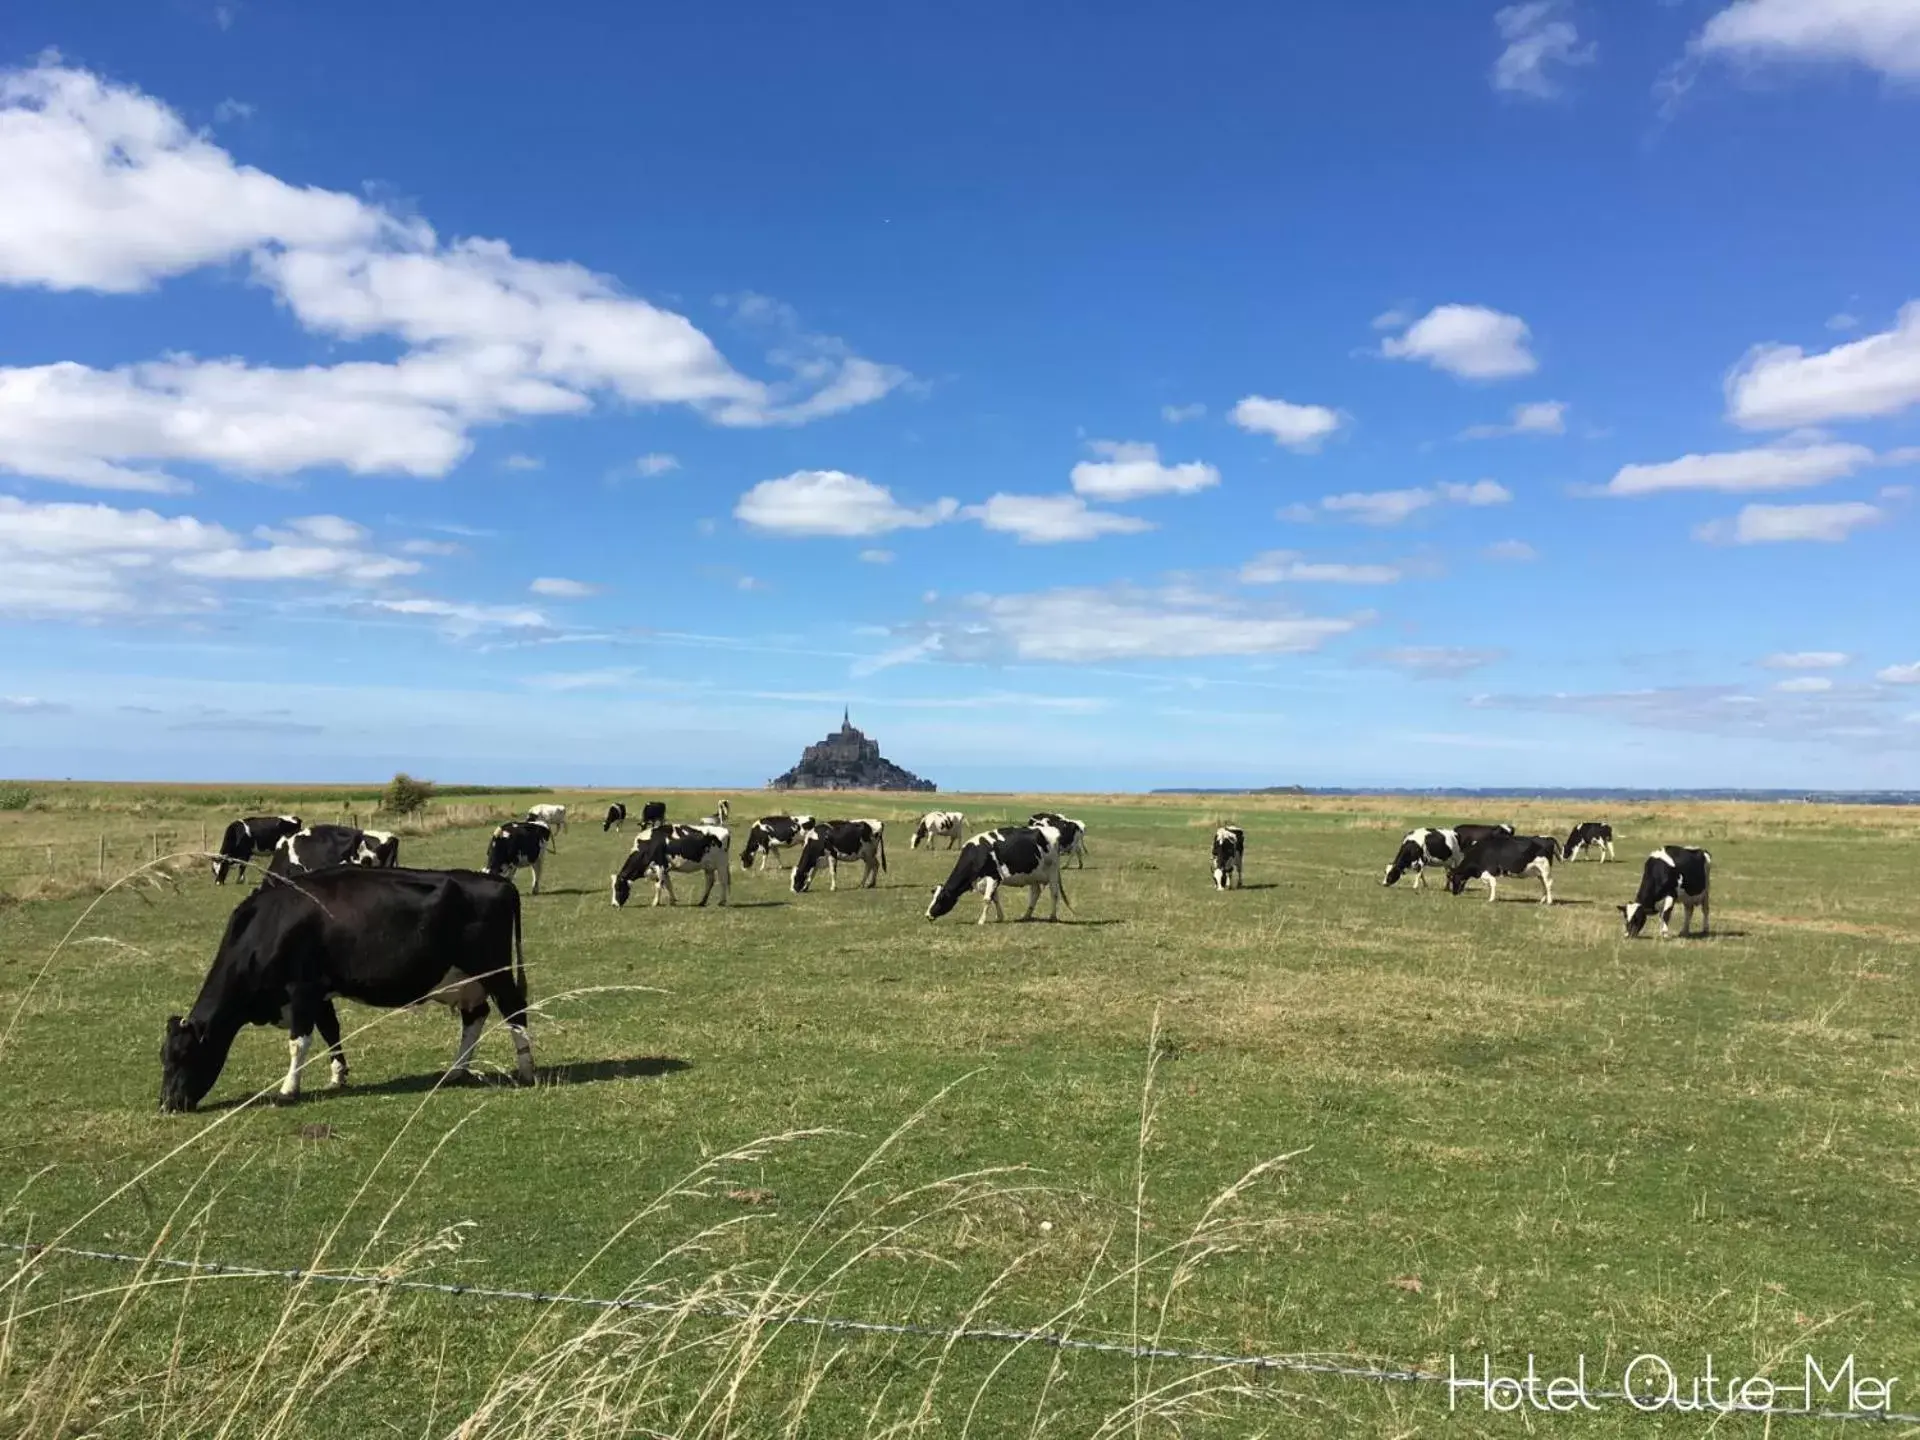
[1619,901,1649,937]
[926,883,957,921]
[1444,865,1473,896]
[160,1014,218,1112]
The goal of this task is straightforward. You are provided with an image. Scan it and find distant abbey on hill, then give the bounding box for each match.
[767,711,936,792]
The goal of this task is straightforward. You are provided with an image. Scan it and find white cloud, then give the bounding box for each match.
[965,493,1155,544]
[1493,1,1598,97]
[1318,488,1436,526]
[734,469,958,538]
[500,453,543,471]
[1371,308,1411,331]
[211,98,254,124]
[524,666,639,692]
[1161,402,1206,424]
[916,585,1365,664]
[1775,675,1834,693]
[858,548,894,565]
[400,537,462,557]
[1828,312,1860,332]
[1725,302,1920,430]
[1762,650,1850,670]
[1460,399,1567,439]
[1069,440,1220,500]
[1372,646,1505,678]
[1603,441,1875,496]
[1692,0,1920,79]
[634,452,679,477]
[0,60,905,492]
[1239,550,1401,584]
[1695,501,1883,544]
[1879,661,1920,684]
[1484,539,1538,562]
[529,577,599,598]
[1230,396,1347,452]
[1379,304,1538,380]
[1438,479,1512,506]
[0,696,67,713]
[370,596,553,637]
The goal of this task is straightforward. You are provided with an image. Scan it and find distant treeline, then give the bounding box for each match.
[1153,787,1920,806]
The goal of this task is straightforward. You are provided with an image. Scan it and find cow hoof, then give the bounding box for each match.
[270,1091,299,1108]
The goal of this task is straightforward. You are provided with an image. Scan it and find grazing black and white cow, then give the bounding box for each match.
[159,866,533,1112]
[485,820,552,894]
[1565,821,1615,863]
[603,803,627,833]
[611,823,731,907]
[1211,826,1245,890]
[1028,812,1088,868]
[739,814,817,872]
[640,801,667,826]
[791,820,887,893]
[264,824,370,883]
[1381,823,1514,889]
[926,827,1069,924]
[1620,846,1712,938]
[911,810,967,850]
[211,814,302,885]
[1445,832,1558,904]
[354,829,401,868]
[525,804,567,850]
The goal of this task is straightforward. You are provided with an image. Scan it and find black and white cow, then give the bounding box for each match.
[926,827,1069,924]
[603,803,627,832]
[611,823,731,907]
[159,866,533,1112]
[1620,846,1712,938]
[739,814,817,872]
[1564,821,1615,863]
[485,820,552,894]
[911,810,967,850]
[525,804,567,850]
[1211,826,1245,890]
[1028,812,1088,868]
[640,801,667,826]
[1381,823,1514,889]
[264,824,371,884]
[1445,832,1558,904]
[354,829,401,868]
[211,814,302,885]
[791,820,887,893]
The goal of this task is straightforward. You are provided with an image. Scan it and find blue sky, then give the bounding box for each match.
[3,0,1919,790]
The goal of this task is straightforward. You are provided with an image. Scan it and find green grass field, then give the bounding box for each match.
[2,783,1917,1437]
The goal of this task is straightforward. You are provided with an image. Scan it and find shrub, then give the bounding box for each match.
[0,784,31,811]
[383,773,435,816]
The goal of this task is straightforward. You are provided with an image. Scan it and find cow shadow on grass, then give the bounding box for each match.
[207,1057,690,1111]
[1232,883,1282,892]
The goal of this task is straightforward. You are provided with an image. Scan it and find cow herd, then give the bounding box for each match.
[160,799,1715,1113]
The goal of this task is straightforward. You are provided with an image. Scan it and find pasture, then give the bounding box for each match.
[2,783,1918,1437]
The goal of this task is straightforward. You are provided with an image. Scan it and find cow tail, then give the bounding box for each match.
[513,889,527,997]
[879,830,888,874]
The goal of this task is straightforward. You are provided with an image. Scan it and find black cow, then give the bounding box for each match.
[1446,832,1557,904]
[1620,846,1712,938]
[265,824,371,883]
[1382,823,1514,889]
[212,814,302,884]
[603,803,627,832]
[354,829,401,868]
[1211,826,1245,890]
[927,827,1069,923]
[640,801,668,826]
[1565,821,1615,863]
[791,820,887,893]
[612,823,731,907]
[485,820,551,894]
[739,814,817,872]
[159,866,533,1112]
[1028,812,1087,868]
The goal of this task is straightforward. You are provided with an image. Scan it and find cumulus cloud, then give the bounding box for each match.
[1307,481,1510,526]
[1603,441,1877,496]
[911,585,1366,665]
[499,453,544,471]
[370,596,554,638]
[1879,661,1920,684]
[1439,479,1512,506]
[529,577,599,598]
[734,470,958,537]
[1724,302,1920,430]
[1230,396,1347,452]
[1069,440,1219,500]
[1460,400,1567,439]
[0,60,905,491]
[1493,1,1598,98]
[1379,304,1538,380]
[1691,0,1920,79]
[1239,550,1402,584]
[1484,539,1538,562]
[964,493,1154,544]
[1371,645,1505,678]
[1762,651,1849,670]
[1695,501,1883,544]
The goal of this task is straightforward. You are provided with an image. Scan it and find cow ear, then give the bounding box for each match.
[1615,905,1628,916]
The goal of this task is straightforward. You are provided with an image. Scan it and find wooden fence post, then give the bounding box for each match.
[98,834,106,880]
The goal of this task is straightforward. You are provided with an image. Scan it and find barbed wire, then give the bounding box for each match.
[5,1240,1915,1425]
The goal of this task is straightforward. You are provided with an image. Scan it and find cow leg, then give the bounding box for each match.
[1531,859,1553,905]
[655,871,677,907]
[827,854,839,892]
[1485,875,1498,903]
[977,878,999,925]
[449,1005,487,1080]
[1411,865,1425,891]
[1658,897,1675,938]
[529,855,543,895]
[865,855,879,888]
[696,865,715,907]
[314,997,348,1089]
[1698,895,1709,936]
[714,859,730,907]
[1018,881,1040,921]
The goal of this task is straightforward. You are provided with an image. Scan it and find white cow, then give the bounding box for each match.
[526,804,568,850]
